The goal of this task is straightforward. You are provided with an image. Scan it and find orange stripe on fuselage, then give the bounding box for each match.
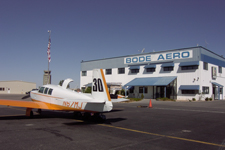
[31,99,97,113]
[100,69,111,101]
[31,92,63,99]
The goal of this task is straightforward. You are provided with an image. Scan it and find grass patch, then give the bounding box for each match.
[156,97,175,101]
[126,98,142,102]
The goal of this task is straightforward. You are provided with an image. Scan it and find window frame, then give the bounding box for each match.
[139,87,148,93]
[130,69,139,73]
[105,69,112,75]
[118,68,125,74]
[202,86,209,94]
[146,68,155,72]
[219,66,222,73]
[82,71,87,76]
[203,62,208,70]
[163,66,173,71]
[0,87,5,91]
[181,90,198,94]
[181,65,198,70]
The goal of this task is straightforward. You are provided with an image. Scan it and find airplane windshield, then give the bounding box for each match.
[38,87,44,93]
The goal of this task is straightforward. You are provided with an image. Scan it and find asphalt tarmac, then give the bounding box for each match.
[0,94,225,150]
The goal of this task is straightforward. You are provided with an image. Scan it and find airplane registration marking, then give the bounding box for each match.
[63,101,83,109]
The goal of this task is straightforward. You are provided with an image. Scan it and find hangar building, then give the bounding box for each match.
[0,81,36,94]
[80,46,225,101]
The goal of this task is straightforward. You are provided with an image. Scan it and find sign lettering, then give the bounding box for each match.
[124,50,193,64]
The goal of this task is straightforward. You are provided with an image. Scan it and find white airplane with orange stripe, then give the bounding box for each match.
[0,69,127,121]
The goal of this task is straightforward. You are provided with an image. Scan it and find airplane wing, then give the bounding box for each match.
[111,98,129,103]
[0,99,62,110]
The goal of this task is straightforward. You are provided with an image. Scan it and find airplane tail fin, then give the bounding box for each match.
[92,69,111,102]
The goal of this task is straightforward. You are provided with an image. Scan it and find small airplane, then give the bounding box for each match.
[0,69,128,121]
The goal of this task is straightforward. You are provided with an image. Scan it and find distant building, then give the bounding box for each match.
[43,70,51,85]
[0,81,36,94]
[80,46,225,101]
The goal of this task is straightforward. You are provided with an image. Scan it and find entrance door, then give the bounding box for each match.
[213,87,218,100]
[156,86,165,98]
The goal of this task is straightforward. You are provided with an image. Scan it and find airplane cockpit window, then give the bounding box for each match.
[44,88,49,94]
[38,87,45,93]
[48,89,53,95]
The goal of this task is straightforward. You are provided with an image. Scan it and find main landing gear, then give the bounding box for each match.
[25,108,42,118]
[26,108,33,118]
[73,112,106,122]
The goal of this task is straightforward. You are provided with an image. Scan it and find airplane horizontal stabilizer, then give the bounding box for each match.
[111,98,129,103]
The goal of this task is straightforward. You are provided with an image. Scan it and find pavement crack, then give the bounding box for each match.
[36,128,73,141]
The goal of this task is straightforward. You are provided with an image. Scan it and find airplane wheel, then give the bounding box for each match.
[37,109,42,115]
[30,111,33,118]
[83,112,91,120]
[93,113,106,122]
[74,112,82,119]
[100,114,106,121]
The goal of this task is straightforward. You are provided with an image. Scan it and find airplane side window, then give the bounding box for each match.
[38,87,44,93]
[48,89,53,95]
[44,88,49,94]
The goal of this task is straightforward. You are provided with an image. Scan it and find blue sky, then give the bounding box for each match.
[1,0,225,88]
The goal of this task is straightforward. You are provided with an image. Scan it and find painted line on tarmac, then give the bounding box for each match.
[98,124,225,148]
[154,107,225,114]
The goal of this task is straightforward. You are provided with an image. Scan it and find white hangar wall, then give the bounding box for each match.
[80,46,225,101]
[0,81,36,94]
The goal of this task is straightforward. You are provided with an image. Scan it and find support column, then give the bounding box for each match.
[218,86,220,100]
[164,86,166,98]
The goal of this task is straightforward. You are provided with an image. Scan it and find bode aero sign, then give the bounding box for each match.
[124,50,193,64]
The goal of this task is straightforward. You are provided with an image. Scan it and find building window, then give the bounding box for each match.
[139,87,148,93]
[129,87,134,93]
[219,66,222,73]
[220,88,223,94]
[0,87,5,91]
[181,65,198,70]
[105,69,112,75]
[146,68,155,72]
[131,69,139,73]
[82,71,87,76]
[181,90,198,94]
[118,68,125,74]
[202,86,209,94]
[204,62,208,70]
[163,67,173,71]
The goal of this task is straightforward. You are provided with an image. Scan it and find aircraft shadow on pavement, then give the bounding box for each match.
[21,95,30,99]
[63,117,127,126]
[0,111,78,120]
[0,110,127,124]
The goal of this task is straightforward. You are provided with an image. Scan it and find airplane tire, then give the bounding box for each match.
[74,112,82,119]
[30,111,33,118]
[83,112,91,120]
[93,113,106,122]
[37,109,42,115]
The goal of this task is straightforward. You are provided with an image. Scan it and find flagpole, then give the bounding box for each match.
[47,30,51,84]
